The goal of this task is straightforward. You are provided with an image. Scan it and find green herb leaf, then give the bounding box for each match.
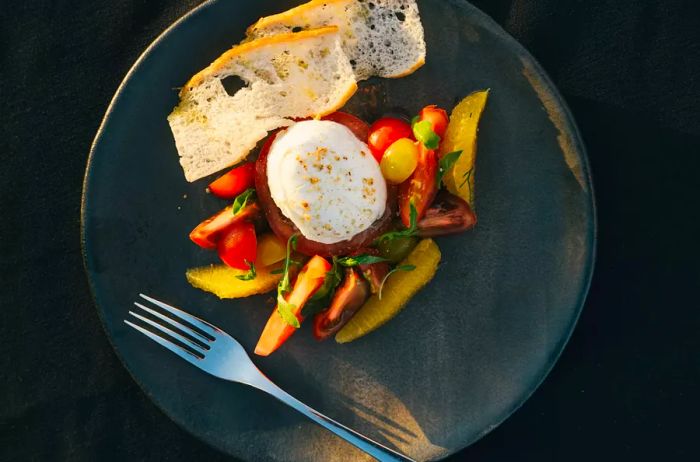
[232,188,255,215]
[409,200,418,231]
[301,257,342,317]
[270,268,284,275]
[276,293,300,328]
[279,234,299,291]
[235,260,256,281]
[413,120,440,150]
[289,259,303,268]
[436,150,462,187]
[337,254,390,267]
[378,264,416,300]
[376,201,418,244]
[275,234,301,328]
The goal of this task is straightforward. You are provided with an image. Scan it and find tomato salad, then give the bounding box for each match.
[188,96,487,356]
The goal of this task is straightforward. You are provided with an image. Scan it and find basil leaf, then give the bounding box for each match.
[301,258,342,317]
[378,264,416,300]
[235,260,256,281]
[376,202,418,244]
[413,120,440,150]
[276,294,300,328]
[279,234,299,292]
[337,254,390,267]
[232,188,255,215]
[275,233,302,327]
[436,150,462,187]
[408,201,418,232]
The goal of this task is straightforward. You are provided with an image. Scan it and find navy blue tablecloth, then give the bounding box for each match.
[1,1,698,460]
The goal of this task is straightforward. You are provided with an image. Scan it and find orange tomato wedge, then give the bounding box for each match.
[254,255,331,356]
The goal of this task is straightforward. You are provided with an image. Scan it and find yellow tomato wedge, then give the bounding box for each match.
[335,238,441,343]
[440,89,489,206]
[256,233,287,267]
[186,263,282,299]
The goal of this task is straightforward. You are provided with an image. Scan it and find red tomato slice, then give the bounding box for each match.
[255,255,331,356]
[322,111,370,141]
[398,143,438,227]
[216,221,257,270]
[313,267,370,341]
[416,191,477,237]
[418,105,449,139]
[189,203,259,249]
[367,117,413,162]
[207,162,256,199]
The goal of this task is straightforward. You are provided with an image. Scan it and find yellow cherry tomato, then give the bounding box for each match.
[380,138,419,184]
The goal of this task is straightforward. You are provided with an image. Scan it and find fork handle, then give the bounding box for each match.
[252,376,415,462]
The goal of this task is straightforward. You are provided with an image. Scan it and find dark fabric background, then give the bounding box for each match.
[1,0,699,460]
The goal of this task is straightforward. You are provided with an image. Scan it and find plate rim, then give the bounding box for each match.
[80,0,597,459]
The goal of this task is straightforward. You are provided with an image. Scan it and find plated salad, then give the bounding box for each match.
[186,96,488,355]
[167,0,489,355]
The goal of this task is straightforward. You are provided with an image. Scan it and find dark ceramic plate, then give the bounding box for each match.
[82,0,595,460]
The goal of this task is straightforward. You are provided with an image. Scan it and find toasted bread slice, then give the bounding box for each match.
[168,27,357,182]
[246,0,425,80]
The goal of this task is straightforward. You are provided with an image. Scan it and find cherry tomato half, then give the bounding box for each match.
[189,202,260,249]
[217,221,257,270]
[368,117,413,162]
[398,143,439,227]
[313,268,370,341]
[208,162,256,200]
[418,105,449,139]
[380,138,418,184]
[416,191,477,237]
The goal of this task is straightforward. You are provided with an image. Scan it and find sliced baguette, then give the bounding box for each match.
[246,0,426,80]
[168,27,357,182]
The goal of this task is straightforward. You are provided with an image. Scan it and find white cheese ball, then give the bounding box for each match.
[267,120,387,244]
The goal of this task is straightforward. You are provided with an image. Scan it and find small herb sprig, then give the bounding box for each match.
[301,257,342,318]
[412,118,440,150]
[459,167,474,203]
[336,254,390,267]
[232,188,255,215]
[235,260,256,281]
[276,234,300,328]
[378,265,416,300]
[376,202,418,244]
[436,150,462,186]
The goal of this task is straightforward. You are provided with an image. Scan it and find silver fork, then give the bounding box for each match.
[125,294,415,462]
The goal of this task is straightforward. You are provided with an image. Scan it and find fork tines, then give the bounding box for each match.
[125,294,216,362]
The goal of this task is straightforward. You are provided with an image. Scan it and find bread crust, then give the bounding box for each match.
[246,0,350,36]
[316,81,358,118]
[384,56,426,79]
[181,26,340,96]
[246,0,426,80]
